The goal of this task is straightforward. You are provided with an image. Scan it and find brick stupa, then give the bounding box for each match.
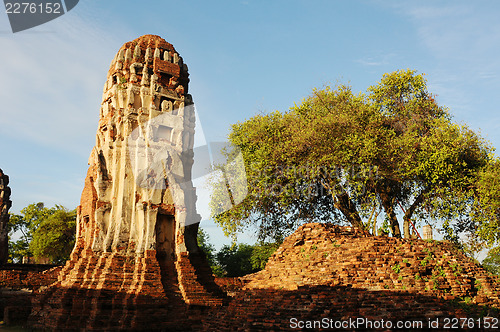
[30,35,225,331]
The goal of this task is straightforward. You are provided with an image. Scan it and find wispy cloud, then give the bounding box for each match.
[406,5,469,21]
[356,53,396,67]
[0,12,119,157]
[372,1,500,152]
[344,0,500,148]
[396,2,500,74]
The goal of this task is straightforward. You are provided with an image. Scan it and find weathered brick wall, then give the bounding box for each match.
[28,250,225,330]
[0,289,31,326]
[202,223,500,331]
[203,284,498,331]
[214,277,247,296]
[0,265,61,327]
[5,222,499,330]
[176,252,227,306]
[247,223,500,306]
[0,265,61,289]
[29,250,191,331]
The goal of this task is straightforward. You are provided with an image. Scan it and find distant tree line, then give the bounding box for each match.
[197,228,279,277]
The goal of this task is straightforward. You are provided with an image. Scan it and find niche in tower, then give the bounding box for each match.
[155,213,176,291]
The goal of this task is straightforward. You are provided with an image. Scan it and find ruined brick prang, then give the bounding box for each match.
[30,35,225,331]
[203,223,500,331]
[0,169,12,265]
[246,223,500,304]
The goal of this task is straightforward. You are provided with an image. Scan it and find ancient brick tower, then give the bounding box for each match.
[30,35,225,331]
[0,169,12,265]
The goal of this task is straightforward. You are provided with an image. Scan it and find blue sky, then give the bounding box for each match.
[1,1,500,249]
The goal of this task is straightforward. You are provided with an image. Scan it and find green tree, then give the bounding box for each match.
[473,158,500,244]
[216,243,256,277]
[8,239,30,264]
[210,70,494,242]
[30,207,76,264]
[197,227,217,266]
[250,241,280,270]
[482,247,500,275]
[8,203,56,262]
[8,203,76,263]
[197,228,279,277]
[197,227,228,277]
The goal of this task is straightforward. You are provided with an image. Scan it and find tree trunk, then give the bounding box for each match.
[322,179,364,230]
[403,219,411,239]
[385,203,401,238]
[333,191,364,229]
[378,183,401,238]
[403,189,429,238]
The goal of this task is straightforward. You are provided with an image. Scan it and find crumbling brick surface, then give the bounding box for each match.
[0,265,61,327]
[5,222,500,330]
[203,284,498,331]
[214,277,247,296]
[29,250,196,331]
[201,223,500,331]
[0,289,32,326]
[0,265,61,290]
[245,223,500,306]
[176,252,227,306]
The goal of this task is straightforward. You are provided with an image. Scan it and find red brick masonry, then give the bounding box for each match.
[204,223,500,331]
[3,223,499,330]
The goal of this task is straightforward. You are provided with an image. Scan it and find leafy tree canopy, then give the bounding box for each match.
[8,203,76,264]
[30,207,76,264]
[473,159,500,244]
[250,241,280,270]
[482,247,500,276]
[210,69,497,245]
[216,243,256,277]
[197,227,217,268]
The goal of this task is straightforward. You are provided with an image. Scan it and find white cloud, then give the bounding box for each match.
[0,12,119,157]
[390,2,500,137]
[398,2,500,72]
